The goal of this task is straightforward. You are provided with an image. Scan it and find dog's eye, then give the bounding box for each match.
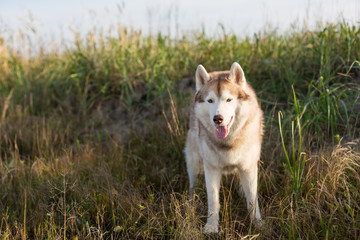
[226,98,233,102]
[207,99,213,103]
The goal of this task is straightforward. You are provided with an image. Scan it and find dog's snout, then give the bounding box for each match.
[213,115,224,125]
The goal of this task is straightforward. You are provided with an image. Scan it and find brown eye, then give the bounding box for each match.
[207,99,213,103]
[226,98,233,102]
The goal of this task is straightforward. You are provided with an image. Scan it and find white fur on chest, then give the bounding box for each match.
[197,135,259,172]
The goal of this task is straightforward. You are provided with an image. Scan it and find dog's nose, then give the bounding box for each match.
[213,115,224,125]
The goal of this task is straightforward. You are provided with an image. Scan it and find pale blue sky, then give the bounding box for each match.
[0,0,359,41]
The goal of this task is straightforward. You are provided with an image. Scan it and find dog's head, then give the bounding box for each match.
[194,62,249,139]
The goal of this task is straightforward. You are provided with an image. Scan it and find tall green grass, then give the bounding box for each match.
[278,87,307,201]
[0,21,359,239]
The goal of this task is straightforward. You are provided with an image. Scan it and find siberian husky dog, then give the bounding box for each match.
[184,62,263,233]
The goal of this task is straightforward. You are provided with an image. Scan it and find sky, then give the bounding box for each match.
[0,0,359,42]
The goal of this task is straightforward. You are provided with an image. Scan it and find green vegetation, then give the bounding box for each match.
[0,22,359,239]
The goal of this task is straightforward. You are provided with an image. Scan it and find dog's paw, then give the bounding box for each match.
[253,218,263,229]
[203,223,218,233]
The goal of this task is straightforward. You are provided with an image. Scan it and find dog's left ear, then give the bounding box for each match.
[229,62,246,87]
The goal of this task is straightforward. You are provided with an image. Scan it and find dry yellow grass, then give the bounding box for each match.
[0,22,359,239]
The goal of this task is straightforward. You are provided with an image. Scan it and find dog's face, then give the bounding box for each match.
[202,84,238,139]
[194,63,249,139]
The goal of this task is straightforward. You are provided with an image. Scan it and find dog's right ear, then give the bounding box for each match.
[195,64,210,91]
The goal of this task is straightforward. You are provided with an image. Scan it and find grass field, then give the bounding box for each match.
[0,21,359,239]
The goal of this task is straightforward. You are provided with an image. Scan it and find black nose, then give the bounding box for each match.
[213,115,224,125]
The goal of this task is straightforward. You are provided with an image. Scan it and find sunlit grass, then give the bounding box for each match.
[0,21,359,239]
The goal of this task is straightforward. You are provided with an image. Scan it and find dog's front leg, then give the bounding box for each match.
[239,166,262,224]
[203,163,221,233]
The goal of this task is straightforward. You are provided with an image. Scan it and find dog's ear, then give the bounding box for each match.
[229,62,246,87]
[195,64,210,91]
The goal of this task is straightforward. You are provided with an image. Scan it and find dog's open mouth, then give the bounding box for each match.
[216,116,233,139]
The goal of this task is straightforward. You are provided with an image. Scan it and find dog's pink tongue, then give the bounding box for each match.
[216,126,228,139]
